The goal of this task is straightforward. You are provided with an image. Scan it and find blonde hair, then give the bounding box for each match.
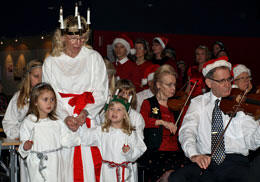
[104,58,116,94]
[102,101,135,135]
[27,83,58,122]
[153,64,177,94]
[51,15,91,57]
[114,79,137,110]
[17,59,43,109]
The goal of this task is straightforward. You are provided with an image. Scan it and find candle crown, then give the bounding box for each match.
[59,6,91,35]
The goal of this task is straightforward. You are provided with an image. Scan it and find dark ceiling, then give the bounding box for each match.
[1,0,260,38]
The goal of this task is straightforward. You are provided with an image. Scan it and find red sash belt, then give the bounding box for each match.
[59,92,94,115]
[60,92,102,182]
[102,160,134,182]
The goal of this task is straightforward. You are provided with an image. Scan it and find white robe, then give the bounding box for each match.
[2,91,28,139]
[42,46,109,182]
[96,109,145,181]
[2,91,29,182]
[18,114,78,182]
[77,126,147,182]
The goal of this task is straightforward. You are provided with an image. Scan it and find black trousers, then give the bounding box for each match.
[168,154,250,182]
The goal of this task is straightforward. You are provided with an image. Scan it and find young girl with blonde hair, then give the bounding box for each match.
[72,96,146,182]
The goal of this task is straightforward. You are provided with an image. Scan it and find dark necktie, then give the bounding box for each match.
[211,99,226,165]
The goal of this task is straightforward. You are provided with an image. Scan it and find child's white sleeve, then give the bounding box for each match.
[18,119,32,159]
[78,126,100,147]
[122,132,147,161]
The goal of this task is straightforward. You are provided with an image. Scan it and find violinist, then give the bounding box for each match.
[232,64,253,93]
[140,64,184,181]
[185,45,210,98]
[169,56,260,182]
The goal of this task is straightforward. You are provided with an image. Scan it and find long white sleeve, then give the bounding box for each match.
[2,92,28,139]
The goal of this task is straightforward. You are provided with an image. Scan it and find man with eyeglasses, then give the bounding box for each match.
[42,15,108,182]
[168,56,260,182]
[232,64,253,93]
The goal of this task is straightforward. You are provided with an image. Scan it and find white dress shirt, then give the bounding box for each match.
[179,91,260,159]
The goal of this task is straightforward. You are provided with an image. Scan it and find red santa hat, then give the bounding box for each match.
[232,64,251,79]
[142,64,160,86]
[153,37,168,49]
[202,56,231,77]
[112,34,136,55]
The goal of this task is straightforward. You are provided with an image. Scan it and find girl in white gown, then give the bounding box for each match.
[18,83,77,182]
[2,59,43,182]
[76,96,146,182]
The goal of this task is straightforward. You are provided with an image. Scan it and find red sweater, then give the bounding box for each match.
[187,65,206,97]
[140,99,179,151]
[113,59,139,87]
[135,61,154,92]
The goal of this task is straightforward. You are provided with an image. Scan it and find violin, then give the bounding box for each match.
[167,91,188,111]
[220,88,260,120]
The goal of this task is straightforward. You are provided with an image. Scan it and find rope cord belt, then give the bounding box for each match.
[102,159,134,182]
[31,147,63,181]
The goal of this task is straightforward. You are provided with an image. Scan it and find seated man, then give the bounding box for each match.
[168,56,260,182]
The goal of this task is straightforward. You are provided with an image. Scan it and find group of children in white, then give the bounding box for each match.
[2,59,147,182]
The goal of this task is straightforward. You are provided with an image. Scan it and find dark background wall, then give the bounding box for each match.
[0,0,259,37]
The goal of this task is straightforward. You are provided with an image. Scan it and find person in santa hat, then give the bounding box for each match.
[42,12,108,182]
[168,56,260,182]
[136,64,160,112]
[151,37,177,68]
[151,36,184,90]
[133,38,153,92]
[112,34,140,90]
[232,64,253,93]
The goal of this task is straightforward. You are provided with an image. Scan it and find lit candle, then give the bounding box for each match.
[125,135,128,146]
[106,96,111,104]
[115,89,119,96]
[59,6,64,29]
[87,8,91,24]
[128,95,132,103]
[77,15,82,29]
[75,3,78,17]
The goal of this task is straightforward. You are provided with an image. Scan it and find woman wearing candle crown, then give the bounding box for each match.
[42,12,108,182]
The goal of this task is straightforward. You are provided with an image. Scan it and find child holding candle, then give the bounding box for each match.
[73,96,146,182]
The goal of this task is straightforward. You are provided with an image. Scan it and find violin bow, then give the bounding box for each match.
[211,88,248,157]
[174,80,198,127]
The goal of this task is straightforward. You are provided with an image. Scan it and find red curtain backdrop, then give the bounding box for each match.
[93,30,260,85]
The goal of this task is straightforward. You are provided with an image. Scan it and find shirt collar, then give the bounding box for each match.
[116,57,128,65]
[210,90,222,105]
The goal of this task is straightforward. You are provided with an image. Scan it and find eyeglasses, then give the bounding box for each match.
[234,76,252,82]
[208,77,233,85]
[66,36,86,42]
